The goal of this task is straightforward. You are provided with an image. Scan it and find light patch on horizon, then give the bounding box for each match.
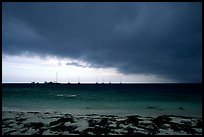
[2,55,175,83]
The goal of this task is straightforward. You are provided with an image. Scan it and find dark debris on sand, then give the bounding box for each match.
[2,111,202,135]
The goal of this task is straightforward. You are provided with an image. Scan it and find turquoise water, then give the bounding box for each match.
[2,84,202,117]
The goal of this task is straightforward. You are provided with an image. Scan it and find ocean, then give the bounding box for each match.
[2,83,202,117]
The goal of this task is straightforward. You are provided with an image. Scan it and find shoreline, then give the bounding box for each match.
[2,110,202,135]
[3,105,202,118]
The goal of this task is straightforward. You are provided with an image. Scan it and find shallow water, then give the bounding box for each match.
[2,84,202,117]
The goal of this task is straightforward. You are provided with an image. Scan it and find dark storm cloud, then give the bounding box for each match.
[2,2,202,82]
[66,62,87,68]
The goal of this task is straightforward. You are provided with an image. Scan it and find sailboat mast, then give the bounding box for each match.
[56,72,58,83]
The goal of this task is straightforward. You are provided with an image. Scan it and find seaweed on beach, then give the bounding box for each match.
[2,111,202,135]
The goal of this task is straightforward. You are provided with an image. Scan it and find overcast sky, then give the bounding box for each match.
[2,2,202,83]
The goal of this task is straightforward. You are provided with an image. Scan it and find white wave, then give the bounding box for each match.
[68,94,77,98]
[56,94,64,97]
[56,94,77,98]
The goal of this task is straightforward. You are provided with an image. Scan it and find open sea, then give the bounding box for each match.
[2,83,202,117]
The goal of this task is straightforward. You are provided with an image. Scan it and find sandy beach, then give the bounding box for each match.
[2,110,202,135]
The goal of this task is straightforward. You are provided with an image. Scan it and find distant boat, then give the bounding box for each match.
[109,76,111,84]
[78,76,80,84]
[44,81,60,85]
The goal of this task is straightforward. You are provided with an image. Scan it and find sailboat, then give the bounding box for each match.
[109,76,111,84]
[78,76,80,84]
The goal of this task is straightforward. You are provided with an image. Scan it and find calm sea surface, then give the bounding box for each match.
[2,84,202,117]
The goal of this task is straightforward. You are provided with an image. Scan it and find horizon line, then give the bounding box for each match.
[2,82,201,84]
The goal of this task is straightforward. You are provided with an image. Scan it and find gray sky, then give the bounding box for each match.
[2,2,202,83]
